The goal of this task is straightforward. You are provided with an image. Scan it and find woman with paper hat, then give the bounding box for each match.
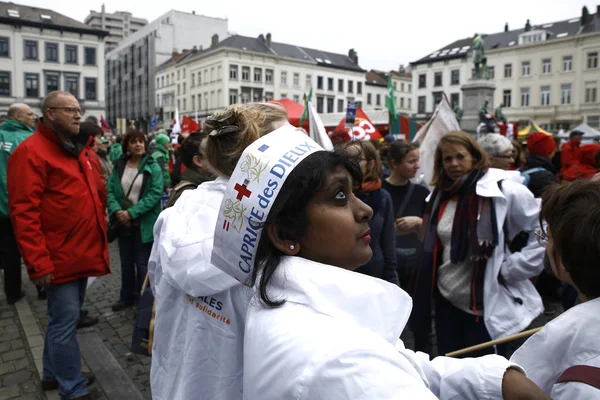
[210,128,549,399]
[148,103,288,400]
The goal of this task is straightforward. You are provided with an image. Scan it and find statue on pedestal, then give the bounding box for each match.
[472,34,486,79]
[495,104,507,123]
[478,101,496,133]
[453,103,463,124]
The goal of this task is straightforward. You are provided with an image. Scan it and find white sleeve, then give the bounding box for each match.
[551,381,600,399]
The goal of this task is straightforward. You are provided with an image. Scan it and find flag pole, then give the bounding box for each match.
[445,327,543,357]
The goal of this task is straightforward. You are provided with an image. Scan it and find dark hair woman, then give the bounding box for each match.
[210,129,551,400]
[107,129,164,311]
[413,131,545,358]
[343,141,398,285]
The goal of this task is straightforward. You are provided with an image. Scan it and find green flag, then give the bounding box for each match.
[299,88,312,126]
[385,75,398,128]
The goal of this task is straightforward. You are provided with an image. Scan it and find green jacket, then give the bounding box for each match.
[107,155,164,243]
[109,143,123,163]
[0,120,34,219]
[165,166,214,208]
[151,144,171,189]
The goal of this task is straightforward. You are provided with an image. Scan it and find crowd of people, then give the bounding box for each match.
[0,90,598,399]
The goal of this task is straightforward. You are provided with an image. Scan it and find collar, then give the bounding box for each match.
[0,119,33,132]
[269,256,412,344]
[181,166,213,186]
[37,118,62,145]
[475,168,508,198]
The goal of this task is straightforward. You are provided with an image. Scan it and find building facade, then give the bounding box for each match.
[364,68,412,117]
[0,2,107,119]
[411,6,600,131]
[84,5,147,52]
[105,10,228,133]
[155,34,412,130]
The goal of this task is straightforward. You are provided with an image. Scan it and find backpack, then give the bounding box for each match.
[519,167,545,187]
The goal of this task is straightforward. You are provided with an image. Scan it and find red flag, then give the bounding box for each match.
[100,115,111,132]
[181,116,201,134]
[334,108,383,141]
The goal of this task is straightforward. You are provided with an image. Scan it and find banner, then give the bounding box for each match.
[181,116,201,134]
[308,101,333,151]
[334,108,384,141]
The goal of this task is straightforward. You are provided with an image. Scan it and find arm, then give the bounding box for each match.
[7,147,54,280]
[380,191,399,285]
[560,145,572,169]
[499,180,545,283]
[128,163,164,219]
[89,152,107,210]
[106,168,122,217]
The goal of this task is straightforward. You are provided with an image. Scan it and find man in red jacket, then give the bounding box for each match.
[7,91,110,400]
[560,130,584,174]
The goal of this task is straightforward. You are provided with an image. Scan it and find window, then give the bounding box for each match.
[217,66,221,81]
[65,45,77,64]
[451,69,460,85]
[348,80,353,93]
[265,69,273,83]
[520,87,530,106]
[85,78,97,100]
[191,95,195,110]
[393,82,397,91]
[327,77,334,91]
[45,73,59,94]
[588,52,598,69]
[161,76,164,87]
[254,68,262,82]
[65,75,78,98]
[316,96,324,113]
[337,99,344,113]
[400,97,404,108]
[503,89,512,107]
[198,72,202,85]
[280,71,287,85]
[191,74,195,87]
[376,94,381,106]
[563,56,573,72]
[24,40,38,60]
[367,93,372,105]
[408,98,411,108]
[0,37,8,57]
[357,82,362,95]
[401,82,404,92]
[540,85,551,105]
[24,73,39,98]
[84,47,96,65]
[230,65,238,80]
[433,92,443,107]
[450,93,460,108]
[210,68,215,82]
[585,87,597,103]
[242,67,250,81]
[418,74,426,88]
[327,97,334,113]
[156,77,160,88]
[0,72,10,96]
[305,74,312,88]
[434,72,442,87]
[177,84,180,95]
[183,82,186,95]
[183,98,186,110]
[588,115,600,129]
[264,92,274,101]
[45,42,58,62]
[561,83,572,104]
[488,66,495,79]
[504,64,512,78]
[280,93,287,99]
[177,70,180,80]
[522,61,530,76]
[293,95,300,103]
[417,96,426,113]
[542,58,552,74]
[338,79,344,92]
[317,76,323,90]
[293,73,299,86]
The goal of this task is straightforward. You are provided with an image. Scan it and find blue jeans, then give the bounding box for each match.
[118,227,152,303]
[43,278,89,399]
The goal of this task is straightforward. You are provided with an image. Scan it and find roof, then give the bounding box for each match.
[0,1,108,36]
[365,70,387,87]
[412,11,600,65]
[156,49,197,71]
[177,34,364,72]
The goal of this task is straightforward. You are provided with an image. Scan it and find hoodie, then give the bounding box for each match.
[562,144,600,181]
[148,176,253,400]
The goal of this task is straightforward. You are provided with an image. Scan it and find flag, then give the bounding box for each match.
[181,116,201,133]
[308,101,333,151]
[299,88,313,126]
[149,116,157,131]
[385,75,398,130]
[333,108,384,141]
[100,115,111,132]
[172,108,181,134]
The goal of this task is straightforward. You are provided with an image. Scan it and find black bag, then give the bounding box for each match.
[108,171,141,242]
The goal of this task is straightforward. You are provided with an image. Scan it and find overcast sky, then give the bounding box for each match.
[18,0,593,71]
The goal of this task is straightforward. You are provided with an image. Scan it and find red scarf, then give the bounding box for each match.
[360,179,382,193]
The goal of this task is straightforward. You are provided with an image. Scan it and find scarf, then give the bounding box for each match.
[357,179,383,215]
[359,179,382,194]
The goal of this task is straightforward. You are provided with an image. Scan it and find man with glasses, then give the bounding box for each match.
[0,103,35,305]
[7,91,110,400]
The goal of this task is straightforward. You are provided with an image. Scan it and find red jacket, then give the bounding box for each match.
[562,144,600,181]
[560,140,581,174]
[7,121,110,283]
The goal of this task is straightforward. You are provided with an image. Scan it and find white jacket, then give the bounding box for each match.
[148,177,253,400]
[511,297,600,398]
[244,256,520,399]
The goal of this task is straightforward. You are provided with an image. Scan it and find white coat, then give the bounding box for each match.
[244,256,521,399]
[424,168,544,340]
[148,177,252,400]
[511,297,600,398]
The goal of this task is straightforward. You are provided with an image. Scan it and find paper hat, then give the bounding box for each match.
[211,124,323,285]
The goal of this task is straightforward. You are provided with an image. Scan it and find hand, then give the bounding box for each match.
[395,216,423,235]
[115,210,132,225]
[592,172,600,182]
[32,273,54,287]
[501,368,551,400]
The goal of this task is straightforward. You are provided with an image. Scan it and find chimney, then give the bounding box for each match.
[266,33,272,47]
[192,10,195,15]
[525,19,531,32]
[504,22,509,32]
[348,48,358,64]
[398,64,405,73]
[101,3,105,13]
[171,51,179,59]
[211,34,219,49]
[258,34,265,43]
[193,45,197,51]
[581,6,591,25]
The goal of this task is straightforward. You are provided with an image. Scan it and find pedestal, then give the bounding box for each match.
[460,80,496,134]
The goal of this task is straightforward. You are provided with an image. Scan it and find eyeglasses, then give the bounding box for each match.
[49,107,85,116]
[534,229,548,247]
